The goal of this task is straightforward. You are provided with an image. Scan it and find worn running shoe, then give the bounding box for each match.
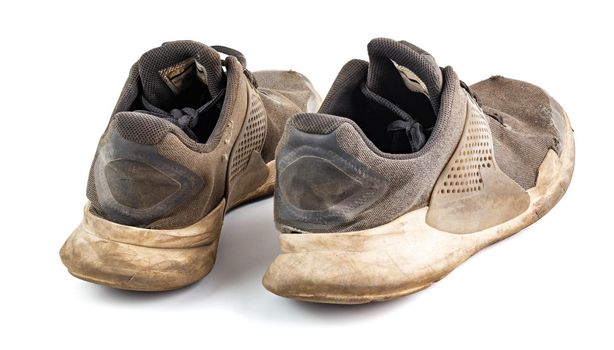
[60,40,320,291]
[264,38,574,304]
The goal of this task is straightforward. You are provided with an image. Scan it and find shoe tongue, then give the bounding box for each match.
[366,38,443,115]
[137,40,225,110]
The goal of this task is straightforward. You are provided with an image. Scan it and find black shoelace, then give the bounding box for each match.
[137,45,258,142]
[139,88,226,141]
[361,80,504,153]
[361,82,430,153]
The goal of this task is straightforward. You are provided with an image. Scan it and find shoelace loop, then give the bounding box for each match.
[169,107,199,129]
[386,119,427,153]
[140,87,226,142]
[137,46,257,142]
[361,82,428,153]
[213,45,258,88]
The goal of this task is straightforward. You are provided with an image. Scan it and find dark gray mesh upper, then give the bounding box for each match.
[85,41,320,229]
[86,41,238,220]
[275,66,465,232]
[138,40,224,109]
[275,38,566,233]
[114,112,175,145]
[367,38,443,115]
[472,76,563,189]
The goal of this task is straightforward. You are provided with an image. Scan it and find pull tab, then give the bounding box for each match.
[212,45,247,67]
[366,38,443,115]
[212,45,257,87]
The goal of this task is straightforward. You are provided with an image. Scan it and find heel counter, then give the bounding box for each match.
[274,123,386,232]
[89,125,203,227]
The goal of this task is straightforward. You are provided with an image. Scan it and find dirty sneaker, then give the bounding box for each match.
[263,38,574,304]
[60,40,320,291]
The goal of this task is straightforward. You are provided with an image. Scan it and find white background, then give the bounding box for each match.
[1,0,612,349]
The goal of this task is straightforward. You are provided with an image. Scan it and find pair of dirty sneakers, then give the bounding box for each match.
[60,38,575,304]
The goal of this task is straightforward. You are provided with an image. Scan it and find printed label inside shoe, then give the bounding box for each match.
[396,64,429,96]
[159,58,207,95]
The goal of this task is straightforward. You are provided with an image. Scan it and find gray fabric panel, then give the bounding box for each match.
[274,128,387,231]
[471,76,562,189]
[86,55,245,222]
[276,67,465,232]
[137,40,224,109]
[319,59,369,115]
[112,63,140,115]
[86,42,318,229]
[367,38,443,114]
[293,66,460,161]
[92,131,203,226]
[114,112,175,145]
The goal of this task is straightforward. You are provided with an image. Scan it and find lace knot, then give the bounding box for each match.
[139,87,226,142]
[361,82,429,153]
[170,107,199,129]
[387,119,426,153]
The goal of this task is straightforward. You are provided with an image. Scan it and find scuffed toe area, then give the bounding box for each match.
[254,70,322,162]
[471,76,565,189]
[253,70,321,113]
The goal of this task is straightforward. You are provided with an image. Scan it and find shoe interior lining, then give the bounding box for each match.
[335,64,437,154]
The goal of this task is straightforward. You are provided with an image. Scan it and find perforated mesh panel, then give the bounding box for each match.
[438,95,494,195]
[229,87,267,181]
[114,112,173,145]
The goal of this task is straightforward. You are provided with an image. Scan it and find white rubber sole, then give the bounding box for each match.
[60,161,276,291]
